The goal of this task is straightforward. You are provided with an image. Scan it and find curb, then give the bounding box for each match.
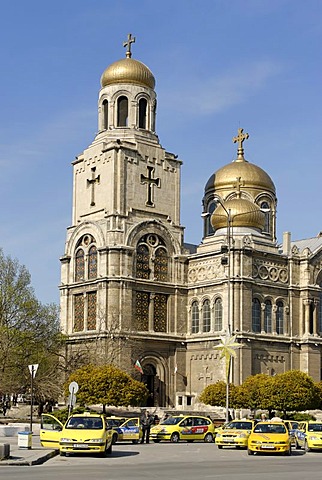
[0,449,59,466]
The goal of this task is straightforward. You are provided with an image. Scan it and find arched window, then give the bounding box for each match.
[117,96,128,126]
[206,201,217,236]
[203,299,211,332]
[264,300,272,333]
[75,249,85,281]
[88,246,97,279]
[191,302,199,333]
[103,99,108,130]
[136,244,150,279]
[214,298,223,331]
[154,247,168,281]
[276,301,284,334]
[252,298,261,332]
[261,201,270,233]
[138,98,147,129]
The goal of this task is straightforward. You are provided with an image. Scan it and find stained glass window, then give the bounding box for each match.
[203,299,211,332]
[136,244,150,279]
[252,298,261,332]
[75,249,85,281]
[88,246,97,279]
[264,300,272,333]
[191,301,199,333]
[154,294,167,332]
[135,291,149,331]
[214,298,222,331]
[74,294,84,332]
[155,247,168,281]
[87,292,97,330]
[276,301,284,334]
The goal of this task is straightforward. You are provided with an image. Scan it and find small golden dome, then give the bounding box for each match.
[211,198,265,231]
[100,58,155,89]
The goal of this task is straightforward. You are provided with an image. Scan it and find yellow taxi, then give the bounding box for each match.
[150,415,215,443]
[295,421,322,452]
[247,421,291,455]
[105,416,142,444]
[215,419,256,449]
[40,412,114,456]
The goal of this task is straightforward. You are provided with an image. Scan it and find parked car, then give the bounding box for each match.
[40,412,113,456]
[106,416,142,444]
[215,420,256,449]
[150,415,215,443]
[247,421,291,455]
[294,421,322,452]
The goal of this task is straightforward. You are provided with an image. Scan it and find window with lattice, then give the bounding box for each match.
[135,234,168,281]
[75,249,85,281]
[135,291,149,331]
[74,294,84,332]
[135,291,168,332]
[154,294,167,332]
[87,292,97,330]
[74,235,97,282]
[88,246,97,279]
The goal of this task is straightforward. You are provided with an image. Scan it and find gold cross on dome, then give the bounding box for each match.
[233,128,249,159]
[123,33,136,58]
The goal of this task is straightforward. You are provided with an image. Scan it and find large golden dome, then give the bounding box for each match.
[211,198,265,231]
[100,58,155,89]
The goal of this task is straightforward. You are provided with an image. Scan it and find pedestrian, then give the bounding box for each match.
[140,409,154,444]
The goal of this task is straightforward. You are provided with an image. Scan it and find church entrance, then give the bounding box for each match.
[142,364,156,407]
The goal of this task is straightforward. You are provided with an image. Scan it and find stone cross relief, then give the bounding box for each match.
[87,167,100,206]
[198,365,213,388]
[140,166,160,207]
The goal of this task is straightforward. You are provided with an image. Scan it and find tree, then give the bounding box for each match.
[66,364,149,410]
[199,381,242,409]
[272,370,320,416]
[0,248,63,403]
[238,374,276,414]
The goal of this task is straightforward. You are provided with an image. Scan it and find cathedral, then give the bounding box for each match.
[60,34,322,409]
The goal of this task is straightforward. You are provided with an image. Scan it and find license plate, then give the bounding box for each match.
[261,445,275,449]
[73,443,89,448]
[223,438,234,442]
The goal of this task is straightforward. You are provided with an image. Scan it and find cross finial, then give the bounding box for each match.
[123,33,136,58]
[233,128,249,160]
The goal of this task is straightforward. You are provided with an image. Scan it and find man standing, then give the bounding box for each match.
[140,410,154,444]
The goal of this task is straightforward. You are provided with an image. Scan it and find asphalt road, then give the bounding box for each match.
[3,442,322,480]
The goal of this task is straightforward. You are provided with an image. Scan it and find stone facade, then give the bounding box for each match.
[60,38,322,409]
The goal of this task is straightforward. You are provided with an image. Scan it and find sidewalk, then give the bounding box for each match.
[0,424,58,466]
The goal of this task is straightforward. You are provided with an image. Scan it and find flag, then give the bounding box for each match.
[174,365,178,374]
[134,360,143,374]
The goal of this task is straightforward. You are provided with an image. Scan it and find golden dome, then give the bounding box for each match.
[211,198,265,231]
[212,157,275,194]
[100,58,155,89]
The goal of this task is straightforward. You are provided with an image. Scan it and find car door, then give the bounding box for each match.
[179,417,194,440]
[40,413,64,448]
[119,418,140,441]
[192,417,210,440]
[296,422,306,448]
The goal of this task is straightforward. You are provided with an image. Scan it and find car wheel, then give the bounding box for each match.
[285,446,291,456]
[112,433,118,444]
[247,448,254,455]
[295,440,301,450]
[59,451,65,456]
[204,433,213,443]
[170,432,180,443]
[304,440,311,453]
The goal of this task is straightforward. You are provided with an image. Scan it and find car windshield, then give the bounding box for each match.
[106,419,125,427]
[66,416,103,430]
[254,423,286,434]
[162,417,182,425]
[226,421,253,430]
[308,424,322,432]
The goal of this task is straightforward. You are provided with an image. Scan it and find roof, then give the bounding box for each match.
[291,236,322,254]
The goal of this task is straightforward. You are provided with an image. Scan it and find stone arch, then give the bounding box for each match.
[140,354,168,407]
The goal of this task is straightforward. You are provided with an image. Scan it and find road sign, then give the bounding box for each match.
[28,364,39,378]
[69,381,79,394]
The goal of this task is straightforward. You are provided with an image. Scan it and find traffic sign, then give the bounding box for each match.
[69,381,79,394]
[28,364,39,378]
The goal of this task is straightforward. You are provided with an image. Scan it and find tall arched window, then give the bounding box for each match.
[203,299,211,332]
[155,247,168,281]
[264,300,272,333]
[75,249,85,281]
[252,298,261,332]
[214,298,223,331]
[103,99,108,130]
[205,201,217,236]
[276,301,284,334]
[261,201,270,233]
[136,244,150,279]
[88,246,97,279]
[191,302,199,333]
[117,96,128,126]
[138,98,147,129]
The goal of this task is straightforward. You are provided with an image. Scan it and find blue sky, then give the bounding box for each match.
[0,0,321,305]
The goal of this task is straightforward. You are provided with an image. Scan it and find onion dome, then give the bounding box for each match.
[211,198,265,231]
[100,34,155,89]
[205,128,275,196]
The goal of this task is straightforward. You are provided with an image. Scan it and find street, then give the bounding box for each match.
[2,442,322,480]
